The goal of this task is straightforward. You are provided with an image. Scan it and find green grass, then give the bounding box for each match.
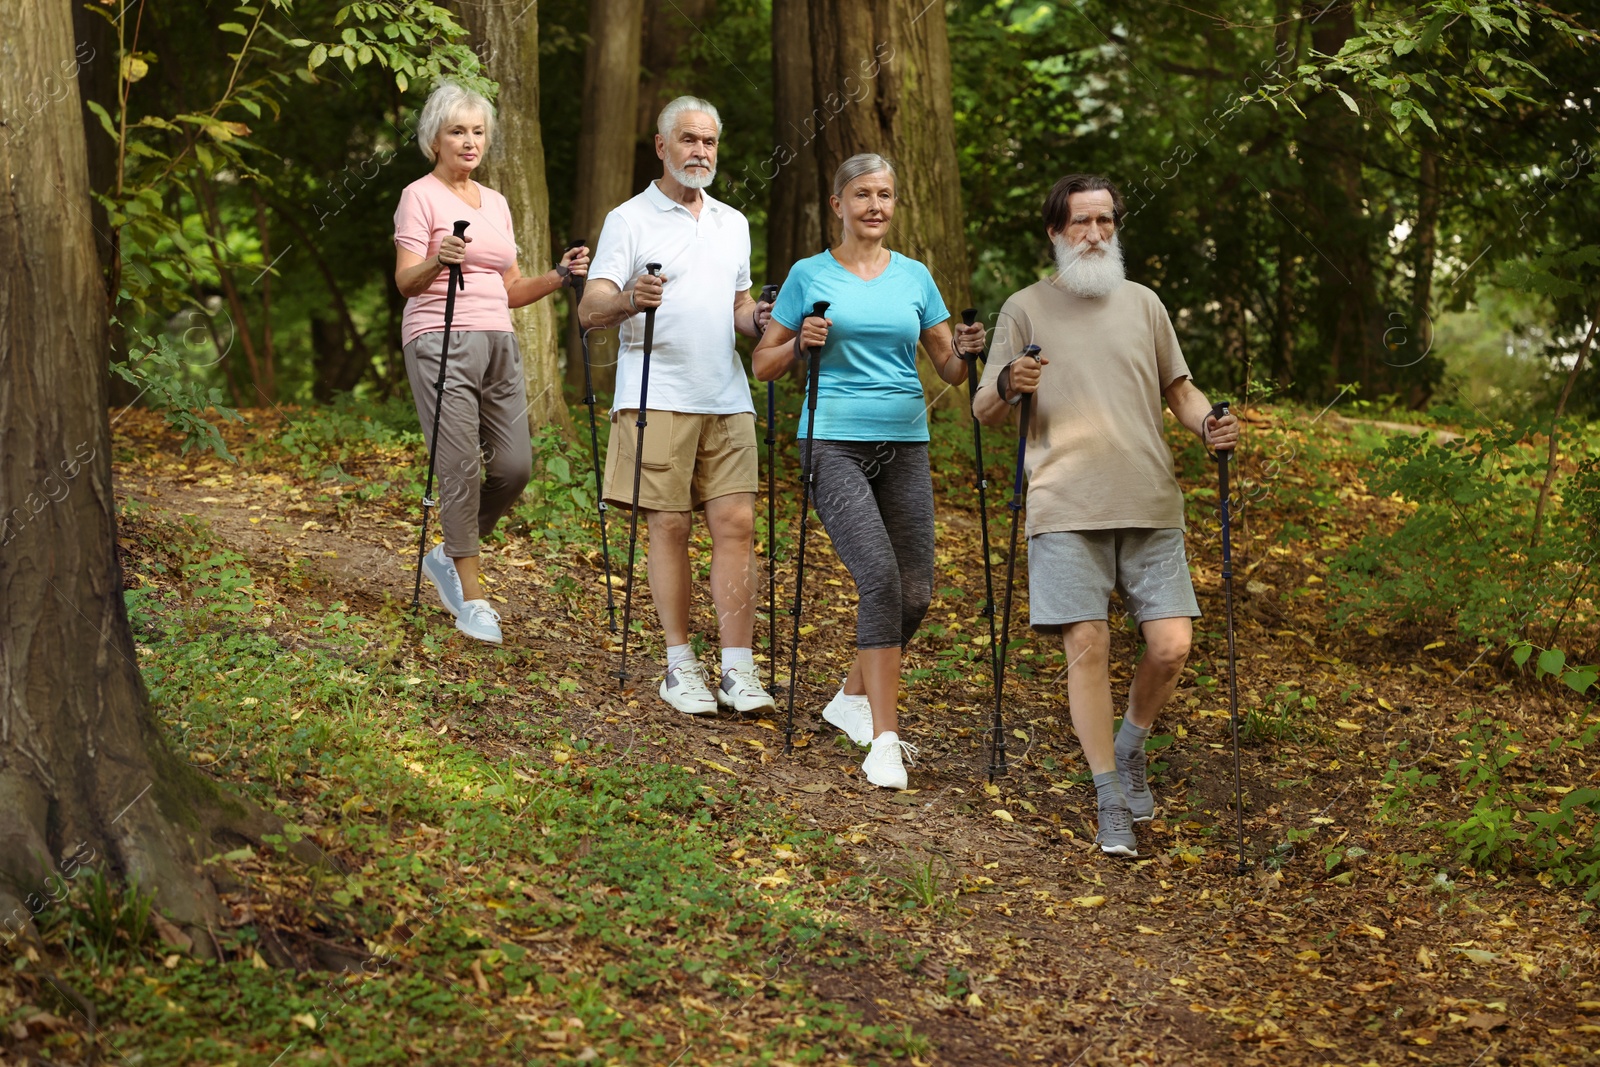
[16,516,925,1065]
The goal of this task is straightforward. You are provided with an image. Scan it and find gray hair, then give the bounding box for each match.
[657,95,722,140]
[831,153,896,198]
[416,81,495,163]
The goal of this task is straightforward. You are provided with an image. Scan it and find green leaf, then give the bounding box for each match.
[1512,643,1534,668]
[395,70,408,93]
[218,22,248,35]
[308,43,327,69]
[1565,668,1599,695]
[85,99,116,138]
[1334,88,1360,114]
[1537,648,1567,678]
[1417,12,1450,51]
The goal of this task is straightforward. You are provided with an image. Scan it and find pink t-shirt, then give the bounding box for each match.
[394,173,518,346]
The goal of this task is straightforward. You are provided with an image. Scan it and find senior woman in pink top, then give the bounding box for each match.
[394,82,587,644]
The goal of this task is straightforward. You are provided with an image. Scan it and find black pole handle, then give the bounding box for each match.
[761,283,779,303]
[449,220,468,291]
[565,236,586,303]
[802,301,830,412]
[640,262,662,354]
[1209,401,1232,456]
[959,307,984,366]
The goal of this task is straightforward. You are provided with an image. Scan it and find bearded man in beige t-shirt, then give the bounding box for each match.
[973,174,1240,860]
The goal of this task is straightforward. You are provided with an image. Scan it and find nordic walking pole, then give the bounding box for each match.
[991,344,1042,781]
[411,219,470,613]
[959,308,1001,719]
[615,262,663,687]
[758,282,780,690]
[569,237,618,633]
[1212,400,1248,875]
[782,300,832,755]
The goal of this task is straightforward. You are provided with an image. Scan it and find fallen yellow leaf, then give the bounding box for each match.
[991,809,1014,822]
[1072,895,1106,908]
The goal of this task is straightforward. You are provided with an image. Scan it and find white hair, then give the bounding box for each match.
[831,153,896,198]
[416,81,495,163]
[657,95,722,140]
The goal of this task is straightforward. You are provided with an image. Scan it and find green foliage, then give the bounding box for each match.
[112,331,242,460]
[511,425,606,547]
[39,869,157,970]
[1241,685,1320,744]
[253,395,422,477]
[85,516,932,1062]
[1327,420,1597,643]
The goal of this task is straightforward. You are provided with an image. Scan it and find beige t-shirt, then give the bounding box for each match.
[976,277,1191,536]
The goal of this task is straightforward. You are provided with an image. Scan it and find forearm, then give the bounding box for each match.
[973,380,1012,427]
[1167,379,1214,438]
[733,295,759,338]
[506,270,564,309]
[578,286,636,330]
[752,329,799,381]
[395,254,445,298]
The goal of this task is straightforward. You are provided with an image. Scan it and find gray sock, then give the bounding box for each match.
[1115,719,1150,761]
[1093,771,1126,808]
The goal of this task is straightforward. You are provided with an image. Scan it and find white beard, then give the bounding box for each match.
[668,159,716,190]
[1052,233,1126,299]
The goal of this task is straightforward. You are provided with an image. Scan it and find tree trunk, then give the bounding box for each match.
[1407,138,1440,407]
[768,0,824,281]
[633,0,714,193]
[457,0,571,435]
[0,0,277,951]
[562,0,644,402]
[808,0,971,315]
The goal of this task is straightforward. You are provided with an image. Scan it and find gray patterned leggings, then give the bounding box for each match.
[809,440,935,650]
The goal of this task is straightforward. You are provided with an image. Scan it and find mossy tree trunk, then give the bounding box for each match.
[0,0,278,952]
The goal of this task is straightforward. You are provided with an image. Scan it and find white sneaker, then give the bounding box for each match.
[716,664,777,714]
[822,687,873,746]
[423,544,465,617]
[862,731,918,790]
[659,663,717,716]
[456,599,502,644]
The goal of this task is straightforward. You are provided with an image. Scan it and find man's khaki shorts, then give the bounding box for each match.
[603,410,758,512]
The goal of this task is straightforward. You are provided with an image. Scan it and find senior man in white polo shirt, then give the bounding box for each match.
[579,95,776,718]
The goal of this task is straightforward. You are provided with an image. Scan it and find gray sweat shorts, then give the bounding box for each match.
[1028,528,1201,632]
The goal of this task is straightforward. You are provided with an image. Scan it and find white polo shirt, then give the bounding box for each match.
[590,181,754,416]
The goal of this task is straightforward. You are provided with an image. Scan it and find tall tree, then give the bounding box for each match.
[563,0,644,399]
[458,1,571,433]
[0,0,278,949]
[768,0,823,281]
[633,0,714,191]
[808,0,972,313]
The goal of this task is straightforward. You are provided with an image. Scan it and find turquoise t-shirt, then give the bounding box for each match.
[771,250,949,443]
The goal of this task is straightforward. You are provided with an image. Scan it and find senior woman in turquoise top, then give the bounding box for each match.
[754,152,985,791]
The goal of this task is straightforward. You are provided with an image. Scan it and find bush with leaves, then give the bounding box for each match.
[1327,418,1598,647]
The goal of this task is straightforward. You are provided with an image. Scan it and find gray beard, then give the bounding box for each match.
[1053,233,1126,299]
[668,160,716,190]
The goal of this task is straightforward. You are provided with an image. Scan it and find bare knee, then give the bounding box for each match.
[647,509,692,547]
[1062,621,1111,672]
[1141,620,1192,675]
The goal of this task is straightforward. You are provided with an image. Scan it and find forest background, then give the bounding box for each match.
[4,1,1600,1064]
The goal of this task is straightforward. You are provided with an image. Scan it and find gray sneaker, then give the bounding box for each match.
[1096,799,1139,857]
[1117,743,1155,822]
[422,544,465,617]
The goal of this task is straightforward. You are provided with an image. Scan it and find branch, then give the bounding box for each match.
[1532,292,1600,545]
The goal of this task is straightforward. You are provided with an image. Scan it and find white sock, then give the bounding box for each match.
[721,646,754,672]
[666,643,695,671]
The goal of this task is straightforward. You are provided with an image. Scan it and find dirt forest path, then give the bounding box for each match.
[114,408,1598,1066]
